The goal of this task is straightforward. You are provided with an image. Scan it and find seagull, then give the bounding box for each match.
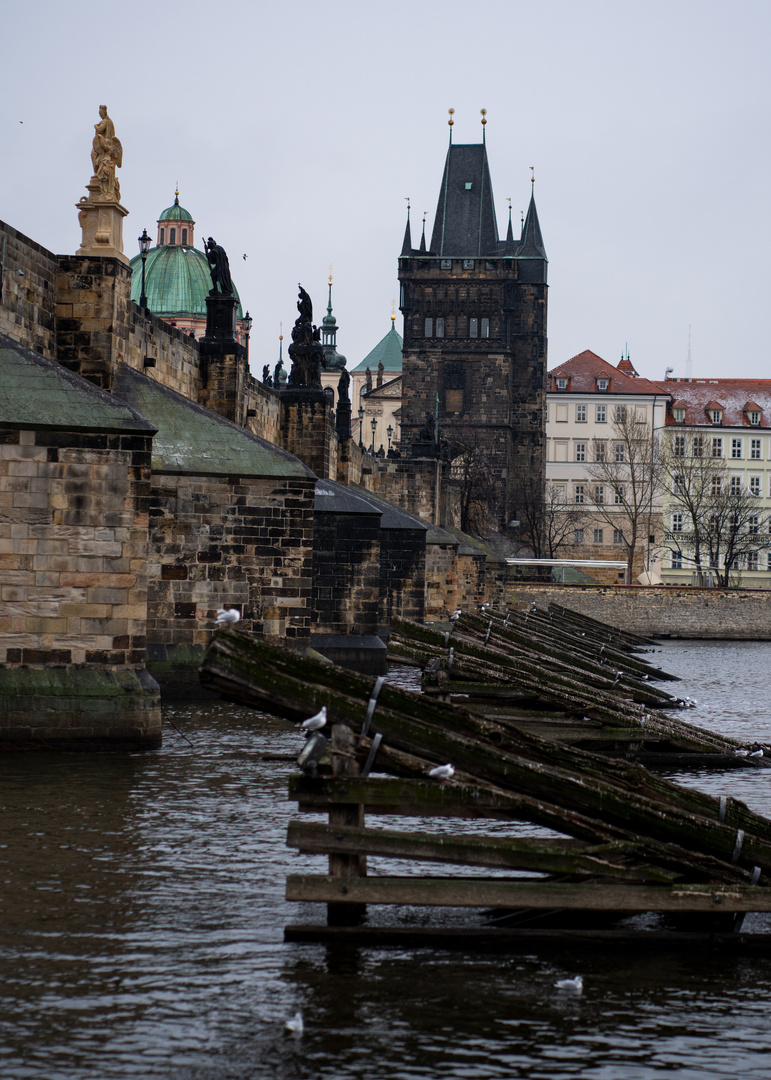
[285,1011,304,1036]
[750,749,764,758]
[733,748,750,757]
[428,764,455,782]
[555,975,583,992]
[301,706,327,731]
[215,607,241,625]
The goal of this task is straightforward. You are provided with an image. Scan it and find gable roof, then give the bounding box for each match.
[430,143,499,258]
[351,323,403,374]
[548,350,666,395]
[663,379,771,428]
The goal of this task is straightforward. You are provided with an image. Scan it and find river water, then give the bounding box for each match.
[3,641,771,1079]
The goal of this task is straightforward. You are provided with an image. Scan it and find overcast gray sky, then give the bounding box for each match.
[2,0,769,383]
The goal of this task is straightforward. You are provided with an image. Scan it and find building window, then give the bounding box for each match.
[673,474,685,495]
[556,377,567,390]
[750,476,761,497]
[767,552,771,571]
[595,441,606,461]
[671,551,683,569]
[692,435,705,457]
[574,484,585,504]
[436,317,445,338]
[574,528,584,543]
[594,485,605,504]
[749,410,761,426]
[169,227,176,244]
[672,512,684,532]
[593,528,604,544]
[673,434,686,457]
[441,259,452,269]
[730,476,742,496]
[597,378,609,392]
[710,475,723,496]
[552,484,566,503]
[711,437,723,458]
[731,438,743,459]
[751,438,762,460]
[614,486,625,504]
[749,515,760,534]
[576,404,587,423]
[615,404,627,422]
[575,443,586,462]
[710,409,722,424]
[596,404,606,423]
[469,318,478,338]
[614,442,625,463]
[160,227,165,245]
[480,318,490,338]
[613,529,623,544]
[463,259,474,270]
[748,552,760,571]
[424,317,433,337]
[674,408,685,423]
[181,228,188,245]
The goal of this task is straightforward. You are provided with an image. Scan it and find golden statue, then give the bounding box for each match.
[90,105,122,201]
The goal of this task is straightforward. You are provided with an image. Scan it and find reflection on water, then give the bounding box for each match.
[1,643,771,1078]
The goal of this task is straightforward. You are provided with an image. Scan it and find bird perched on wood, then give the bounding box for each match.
[428,764,455,782]
[734,748,750,757]
[301,706,327,731]
[215,607,241,625]
[750,748,764,758]
[555,975,583,992]
[285,1011,303,1035]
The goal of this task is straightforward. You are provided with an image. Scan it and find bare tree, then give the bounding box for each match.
[663,432,768,586]
[514,473,589,559]
[585,405,662,582]
[447,427,501,534]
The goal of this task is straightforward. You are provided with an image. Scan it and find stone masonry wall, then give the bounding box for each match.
[506,582,771,639]
[425,542,459,621]
[312,510,381,636]
[0,221,58,358]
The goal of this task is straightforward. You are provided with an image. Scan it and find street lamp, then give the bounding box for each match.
[387,424,393,451]
[138,228,151,309]
[358,405,364,448]
[242,310,253,364]
[371,417,377,454]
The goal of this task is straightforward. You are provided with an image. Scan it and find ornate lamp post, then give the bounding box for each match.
[371,417,377,454]
[242,310,253,364]
[387,424,393,452]
[138,228,151,309]
[358,405,364,448]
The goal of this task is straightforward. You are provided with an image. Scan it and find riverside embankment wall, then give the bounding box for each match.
[506,583,771,639]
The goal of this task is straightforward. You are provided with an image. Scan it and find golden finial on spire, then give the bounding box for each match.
[480,108,487,127]
[328,262,333,286]
[391,298,396,323]
[405,197,410,210]
[448,108,455,127]
[507,197,511,209]
[530,166,535,185]
[279,320,283,342]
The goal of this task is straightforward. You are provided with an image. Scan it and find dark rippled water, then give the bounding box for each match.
[3,643,771,1079]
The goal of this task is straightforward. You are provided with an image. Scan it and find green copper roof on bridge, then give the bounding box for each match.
[350,322,403,373]
[129,246,243,318]
[158,190,193,223]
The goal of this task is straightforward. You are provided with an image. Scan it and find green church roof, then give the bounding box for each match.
[158,193,193,222]
[129,246,243,319]
[351,322,403,373]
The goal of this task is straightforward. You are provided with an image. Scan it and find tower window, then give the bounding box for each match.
[436,317,445,338]
[481,318,490,338]
[160,227,165,244]
[469,318,478,338]
[441,259,452,269]
[169,227,176,244]
[464,182,473,190]
[463,259,474,270]
[424,317,433,337]
[181,228,188,245]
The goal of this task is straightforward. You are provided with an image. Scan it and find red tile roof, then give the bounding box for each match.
[664,379,771,428]
[548,350,666,395]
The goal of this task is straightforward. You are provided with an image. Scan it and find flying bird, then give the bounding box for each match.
[301,706,327,731]
[243,254,248,260]
[555,975,583,992]
[285,1011,304,1035]
[215,607,241,625]
[428,764,455,782]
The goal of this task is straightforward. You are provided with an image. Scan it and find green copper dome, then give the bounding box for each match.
[158,192,193,223]
[351,322,403,373]
[129,246,243,318]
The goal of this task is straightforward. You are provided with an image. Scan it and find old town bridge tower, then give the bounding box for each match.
[398,114,548,530]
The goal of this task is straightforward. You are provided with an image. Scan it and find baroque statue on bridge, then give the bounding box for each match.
[90,105,123,201]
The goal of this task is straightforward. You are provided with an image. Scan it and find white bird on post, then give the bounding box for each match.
[428,764,455,782]
[555,975,583,993]
[215,607,241,625]
[285,1011,304,1036]
[301,706,327,731]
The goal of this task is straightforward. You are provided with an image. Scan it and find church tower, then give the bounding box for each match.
[398,112,547,530]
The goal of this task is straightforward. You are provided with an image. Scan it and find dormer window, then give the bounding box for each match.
[673,407,685,423]
[749,410,761,426]
[597,378,609,392]
[710,409,722,425]
[556,377,568,391]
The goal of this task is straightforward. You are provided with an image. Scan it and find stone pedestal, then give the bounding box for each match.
[76,181,129,264]
[203,292,239,342]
